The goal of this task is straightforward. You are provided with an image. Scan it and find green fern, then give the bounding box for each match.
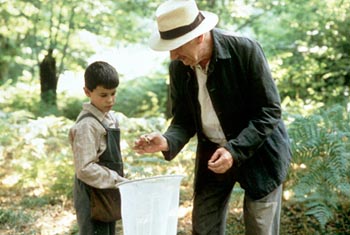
[287,104,350,230]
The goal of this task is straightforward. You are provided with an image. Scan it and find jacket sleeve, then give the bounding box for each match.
[224,39,283,167]
[162,61,196,161]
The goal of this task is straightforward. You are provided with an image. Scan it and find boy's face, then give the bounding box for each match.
[84,85,116,113]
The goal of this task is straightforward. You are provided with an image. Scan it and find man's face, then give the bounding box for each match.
[170,38,200,66]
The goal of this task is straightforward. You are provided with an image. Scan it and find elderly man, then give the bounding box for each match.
[134,1,291,234]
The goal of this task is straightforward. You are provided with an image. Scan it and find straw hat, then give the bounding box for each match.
[149,0,219,51]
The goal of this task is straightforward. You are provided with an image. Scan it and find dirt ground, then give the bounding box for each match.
[1,192,349,235]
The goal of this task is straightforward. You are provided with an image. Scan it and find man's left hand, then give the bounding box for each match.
[208,147,234,174]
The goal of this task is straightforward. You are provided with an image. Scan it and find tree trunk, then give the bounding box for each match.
[39,49,57,106]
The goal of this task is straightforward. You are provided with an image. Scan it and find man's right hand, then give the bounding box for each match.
[133,132,169,154]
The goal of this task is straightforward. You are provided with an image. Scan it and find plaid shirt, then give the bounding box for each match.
[69,103,123,189]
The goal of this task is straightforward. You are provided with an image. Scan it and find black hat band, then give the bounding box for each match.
[159,12,205,40]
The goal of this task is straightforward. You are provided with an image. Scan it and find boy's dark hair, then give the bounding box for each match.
[84,61,119,91]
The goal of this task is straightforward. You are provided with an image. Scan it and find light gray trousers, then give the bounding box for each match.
[243,185,282,235]
[192,184,283,235]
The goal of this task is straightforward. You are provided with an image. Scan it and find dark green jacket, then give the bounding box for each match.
[163,28,291,199]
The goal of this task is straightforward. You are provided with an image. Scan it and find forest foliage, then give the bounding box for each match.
[0,0,350,234]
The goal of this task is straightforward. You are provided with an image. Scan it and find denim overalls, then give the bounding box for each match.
[73,113,124,235]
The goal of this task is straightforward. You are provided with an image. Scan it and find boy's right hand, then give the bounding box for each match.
[115,176,129,188]
[116,175,128,183]
[133,132,169,154]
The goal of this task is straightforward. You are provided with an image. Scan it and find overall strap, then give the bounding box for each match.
[76,112,107,129]
[77,112,124,176]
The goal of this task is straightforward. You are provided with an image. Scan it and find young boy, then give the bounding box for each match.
[69,61,126,235]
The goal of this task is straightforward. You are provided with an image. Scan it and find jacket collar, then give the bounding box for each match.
[207,28,233,75]
[211,28,233,60]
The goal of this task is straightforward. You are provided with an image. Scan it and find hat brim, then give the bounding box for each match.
[149,11,218,51]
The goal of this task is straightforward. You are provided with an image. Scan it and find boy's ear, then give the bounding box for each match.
[83,87,91,97]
